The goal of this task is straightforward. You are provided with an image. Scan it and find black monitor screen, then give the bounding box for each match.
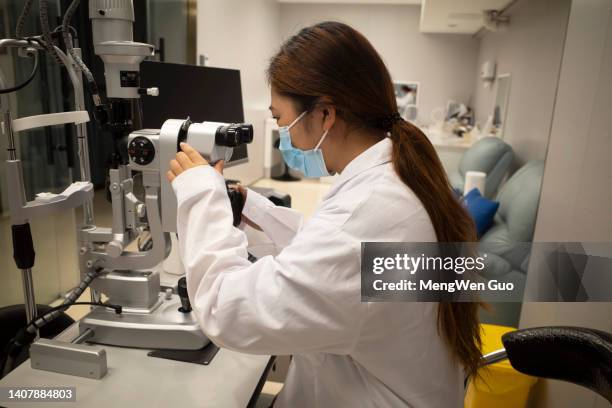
[140,61,248,164]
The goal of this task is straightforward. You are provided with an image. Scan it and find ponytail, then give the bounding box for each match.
[390,120,483,377]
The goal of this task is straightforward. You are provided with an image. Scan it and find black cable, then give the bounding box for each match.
[15,0,35,38]
[0,51,38,94]
[137,229,153,251]
[39,0,62,64]
[24,36,45,48]
[62,0,102,107]
[1,268,104,377]
[52,24,77,40]
[1,301,122,377]
[28,302,123,330]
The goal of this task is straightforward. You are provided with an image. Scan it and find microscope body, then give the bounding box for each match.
[78,119,252,350]
[89,0,155,99]
[75,1,254,351]
[128,119,250,232]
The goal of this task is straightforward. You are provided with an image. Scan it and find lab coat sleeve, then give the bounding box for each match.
[241,187,303,248]
[172,165,362,355]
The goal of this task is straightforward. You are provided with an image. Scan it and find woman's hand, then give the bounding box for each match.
[166,143,225,182]
[235,183,247,202]
[227,183,262,231]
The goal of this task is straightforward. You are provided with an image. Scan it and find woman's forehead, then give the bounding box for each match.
[270,92,293,110]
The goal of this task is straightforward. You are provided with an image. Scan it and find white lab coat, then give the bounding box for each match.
[172,137,464,408]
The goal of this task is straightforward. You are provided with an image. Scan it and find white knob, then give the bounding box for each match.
[165,288,173,300]
[136,203,146,218]
[147,87,159,96]
[107,240,123,258]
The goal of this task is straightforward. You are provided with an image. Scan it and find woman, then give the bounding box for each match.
[167,22,482,407]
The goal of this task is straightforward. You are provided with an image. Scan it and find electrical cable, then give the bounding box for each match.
[52,24,77,40]
[0,49,38,94]
[15,0,35,38]
[62,0,103,107]
[1,301,122,378]
[10,267,102,345]
[137,231,153,251]
[30,302,123,328]
[39,0,62,64]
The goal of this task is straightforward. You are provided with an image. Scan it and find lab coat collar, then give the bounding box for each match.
[324,137,392,200]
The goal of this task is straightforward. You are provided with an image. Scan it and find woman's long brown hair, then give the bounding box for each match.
[267,21,483,376]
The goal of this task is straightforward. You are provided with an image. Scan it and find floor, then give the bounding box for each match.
[251,177,333,219]
[257,381,285,407]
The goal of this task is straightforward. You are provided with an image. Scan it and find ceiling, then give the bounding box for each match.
[277,0,422,4]
[420,0,514,34]
[277,0,514,34]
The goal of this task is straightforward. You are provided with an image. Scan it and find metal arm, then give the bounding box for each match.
[480,348,508,367]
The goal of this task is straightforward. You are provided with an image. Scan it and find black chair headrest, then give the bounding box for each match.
[502,326,612,404]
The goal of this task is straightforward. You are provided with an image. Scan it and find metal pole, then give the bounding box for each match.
[4,110,16,160]
[20,268,37,326]
[4,110,38,334]
[480,348,508,366]
[70,47,95,227]
[52,44,95,227]
[71,328,94,344]
[0,38,44,52]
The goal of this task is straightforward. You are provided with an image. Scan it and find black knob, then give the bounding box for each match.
[226,182,245,227]
[237,124,254,144]
[177,277,192,313]
[215,123,254,147]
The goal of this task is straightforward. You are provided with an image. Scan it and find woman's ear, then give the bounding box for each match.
[322,105,336,132]
[312,96,336,132]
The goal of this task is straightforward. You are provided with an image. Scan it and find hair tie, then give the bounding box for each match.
[373,112,403,132]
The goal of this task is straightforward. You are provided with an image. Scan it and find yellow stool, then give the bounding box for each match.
[464,324,538,408]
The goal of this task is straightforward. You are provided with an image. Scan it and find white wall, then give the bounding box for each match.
[197,0,281,184]
[520,0,612,407]
[472,0,571,168]
[279,3,479,126]
[198,1,572,175]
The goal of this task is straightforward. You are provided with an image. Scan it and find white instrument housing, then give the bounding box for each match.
[128,119,237,233]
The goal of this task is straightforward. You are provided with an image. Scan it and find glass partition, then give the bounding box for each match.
[0,1,79,307]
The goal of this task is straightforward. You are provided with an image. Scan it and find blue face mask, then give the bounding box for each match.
[278,111,330,178]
